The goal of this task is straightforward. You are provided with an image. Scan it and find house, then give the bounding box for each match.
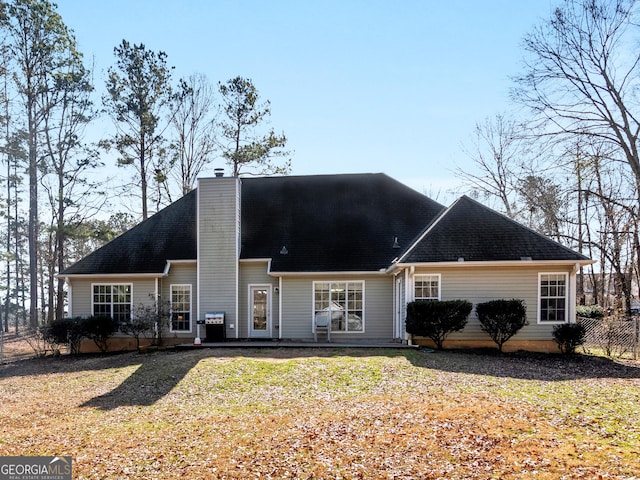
[59,173,593,352]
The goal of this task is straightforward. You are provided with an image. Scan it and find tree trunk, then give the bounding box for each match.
[28,96,38,329]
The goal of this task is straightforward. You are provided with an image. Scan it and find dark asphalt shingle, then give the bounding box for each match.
[400,195,589,263]
[62,176,588,276]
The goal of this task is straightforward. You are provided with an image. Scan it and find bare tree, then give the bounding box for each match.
[513,0,640,193]
[170,73,217,194]
[455,114,526,217]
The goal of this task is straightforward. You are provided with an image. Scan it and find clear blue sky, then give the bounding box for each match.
[55,0,555,203]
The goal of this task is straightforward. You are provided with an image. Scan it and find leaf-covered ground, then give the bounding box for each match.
[1,345,639,479]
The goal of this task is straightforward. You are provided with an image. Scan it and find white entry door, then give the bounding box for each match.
[249,286,271,338]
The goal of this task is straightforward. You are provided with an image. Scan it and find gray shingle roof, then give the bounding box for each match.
[61,190,197,275]
[240,174,445,271]
[400,195,589,263]
[61,176,589,276]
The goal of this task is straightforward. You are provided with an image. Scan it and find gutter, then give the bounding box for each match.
[386,258,595,275]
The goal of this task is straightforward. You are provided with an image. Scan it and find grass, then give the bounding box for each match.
[1,343,639,479]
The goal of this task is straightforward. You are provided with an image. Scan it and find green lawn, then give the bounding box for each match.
[1,347,639,479]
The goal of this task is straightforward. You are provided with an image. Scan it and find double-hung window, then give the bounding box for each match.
[314,281,364,332]
[414,274,440,301]
[92,284,132,324]
[539,273,568,323]
[170,285,192,332]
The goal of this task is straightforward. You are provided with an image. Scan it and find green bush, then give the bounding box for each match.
[43,317,86,354]
[576,305,604,319]
[406,300,472,349]
[476,299,528,352]
[83,316,117,353]
[552,323,587,354]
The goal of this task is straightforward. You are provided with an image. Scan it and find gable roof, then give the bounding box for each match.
[61,190,198,275]
[399,195,590,264]
[61,175,589,277]
[240,173,445,272]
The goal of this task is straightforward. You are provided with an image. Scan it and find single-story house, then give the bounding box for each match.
[59,172,593,351]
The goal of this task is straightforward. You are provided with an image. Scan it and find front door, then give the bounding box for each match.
[249,286,271,338]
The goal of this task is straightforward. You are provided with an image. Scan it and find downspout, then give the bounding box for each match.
[570,263,579,323]
[279,276,283,340]
[405,267,412,343]
[67,280,73,318]
[393,270,401,340]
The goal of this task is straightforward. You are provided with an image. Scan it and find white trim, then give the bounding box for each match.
[403,268,411,341]
[67,282,73,317]
[270,270,388,277]
[569,265,577,324]
[196,183,202,329]
[389,259,594,274]
[164,259,197,276]
[412,273,441,301]
[169,284,193,333]
[278,276,283,339]
[537,272,570,324]
[312,280,366,334]
[59,273,165,280]
[91,282,133,321]
[394,275,402,339]
[248,284,272,338]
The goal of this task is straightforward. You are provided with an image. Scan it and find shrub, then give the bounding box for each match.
[476,299,528,352]
[406,300,472,349]
[552,323,587,354]
[576,304,604,319]
[43,317,86,354]
[23,328,49,357]
[120,315,154,350]
[131,301,171,347]
[83,316,117,353]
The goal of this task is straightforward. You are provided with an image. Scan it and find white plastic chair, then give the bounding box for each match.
[314,314,331,342]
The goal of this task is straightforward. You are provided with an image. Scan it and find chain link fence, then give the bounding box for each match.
[576,315,639,360]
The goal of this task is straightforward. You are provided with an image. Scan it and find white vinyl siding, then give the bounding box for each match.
[68,278,158,324]
[280,275,393,341]
[197,177,240,337]
[410,265,574,341]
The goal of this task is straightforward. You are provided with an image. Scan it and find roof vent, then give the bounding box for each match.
[520,256,532,261]
[392,236,401,249]
[458,257,464,262]
[214,168,224,178]
[280,245,288,255]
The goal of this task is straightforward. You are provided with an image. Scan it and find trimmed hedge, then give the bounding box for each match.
[476,299,528,352]
[576,305,604,319]
[43,316,116,354]
[406,300,472,349]
[552,323,587,354]
[83,316,117,352]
